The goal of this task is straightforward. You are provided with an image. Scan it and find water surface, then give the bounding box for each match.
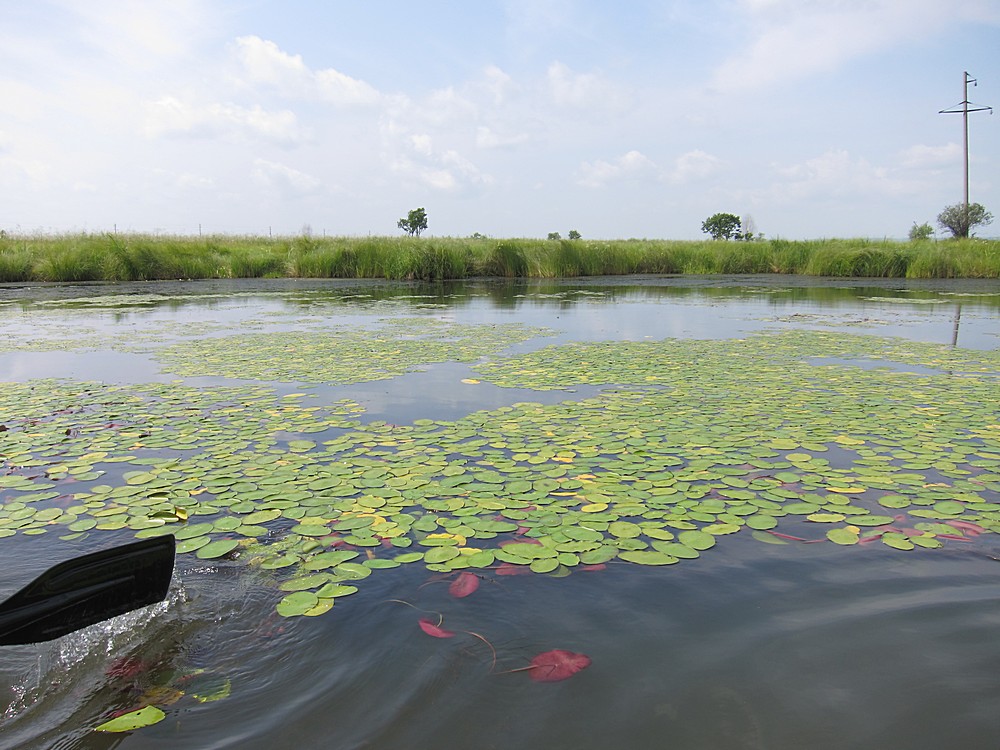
[1,276,998,749]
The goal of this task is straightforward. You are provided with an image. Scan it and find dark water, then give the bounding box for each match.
[1,277,999,749]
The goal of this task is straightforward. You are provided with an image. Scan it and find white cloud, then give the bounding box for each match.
[769,149,921,200]
[144,96,305,146]
[176,173,215,190]
[713,0,1000,92]
[0,154,49,189]
[481,65,517,106]
[52,0,215,68]
[898,142,962,169]
[547,61,627,109]
[670,150,723,184]
[232,36,380,105]
[385,124,493,194]
[420,86,480,125]
[475,126,529,149]
[577,149,723,188]
[577,150,657,188]
[251,158,322,196]
[409,133,434,156]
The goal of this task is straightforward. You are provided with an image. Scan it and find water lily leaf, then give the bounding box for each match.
[807,513,846,523]
[303,550,360,569]
[530,557,560,573]
[618,550,678,565]
[826,527,859,545]
[677,530,716,550]
[702,523,740,535]
[94,705,166,732]
[745,514,777,530]
[449,571,480,598]
[334,562,373,580]
[877,495,910,509]
[243,509,282,525]
[466,549,496,567]
[393,552,425,564]
[292,524,330,537]
[185,671,232,702]
[850,515,895,527]
[608,521,641,538]
[279,574,331,591]
[418,618,454,638]
[175,535,210,554]
[882,534,915,551]
[528,649,591,682]
[304,598,335,616]
[751,530,788,544]
[260,554,299,569]
[175,522,215,540]
[277,591,319,617]
[424,546,460,564]
[196,539,240,559]
[650,542,699,559]
[316,583,358,598]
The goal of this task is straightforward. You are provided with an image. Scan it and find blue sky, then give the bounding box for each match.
[2,0,998,239]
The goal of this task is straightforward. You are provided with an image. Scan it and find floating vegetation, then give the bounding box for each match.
[1,330,998,622]
[152,319,553,384]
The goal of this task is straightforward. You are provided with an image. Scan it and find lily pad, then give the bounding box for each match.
[277,591,320,617]
[94,705,166,732]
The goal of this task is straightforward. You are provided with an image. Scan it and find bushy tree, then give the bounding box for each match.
[397,207,428,237]
[937,203,993,239]
[547,232,562,240]
[908,222,934,241]
[701,213,742,241]
[568,229,582,240]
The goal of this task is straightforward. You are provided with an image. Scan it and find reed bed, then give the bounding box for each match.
[1,233,998,282]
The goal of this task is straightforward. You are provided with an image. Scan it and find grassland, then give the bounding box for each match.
[1,233,998,282]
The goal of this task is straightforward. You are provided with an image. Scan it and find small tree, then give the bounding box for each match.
[567,229,581,240]
[547,232,562,240]
[908,222,934,241]
[701,213,742,241]
[397,207,428,237]
[937,203,993,239]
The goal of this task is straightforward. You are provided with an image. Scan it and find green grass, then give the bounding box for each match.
[1,233,998,282]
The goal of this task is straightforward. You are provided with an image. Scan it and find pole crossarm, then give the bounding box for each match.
[939,102,993,114]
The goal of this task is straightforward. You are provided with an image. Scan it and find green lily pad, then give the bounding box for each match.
[826,527,859,545]
[677,530,716,550]
[176,535,210,554]
[94,705,166,732]
[277,591,320,617]
[196,539,240,559]
[619,550,678,565]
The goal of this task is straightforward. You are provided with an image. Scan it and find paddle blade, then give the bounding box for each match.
[0,536,176,646]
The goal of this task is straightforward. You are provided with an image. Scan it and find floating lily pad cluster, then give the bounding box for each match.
[151,319,553,384]
[1,328,998,619]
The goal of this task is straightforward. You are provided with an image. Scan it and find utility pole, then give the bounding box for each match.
[939,72,992,232]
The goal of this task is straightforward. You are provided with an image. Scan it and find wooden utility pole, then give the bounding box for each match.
[939,72,992,227]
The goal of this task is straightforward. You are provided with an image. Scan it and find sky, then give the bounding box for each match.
[1,0,998,240]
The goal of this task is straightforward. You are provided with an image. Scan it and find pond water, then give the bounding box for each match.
[1,276,999,749]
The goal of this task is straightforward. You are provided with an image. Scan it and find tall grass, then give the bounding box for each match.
[2,233,998,282]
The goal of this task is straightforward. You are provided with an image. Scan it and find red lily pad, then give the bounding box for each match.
[418,618,455,638]
[449,571,480,598]
[528,649,591,682]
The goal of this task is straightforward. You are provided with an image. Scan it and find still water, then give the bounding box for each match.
[1,276,999,749]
